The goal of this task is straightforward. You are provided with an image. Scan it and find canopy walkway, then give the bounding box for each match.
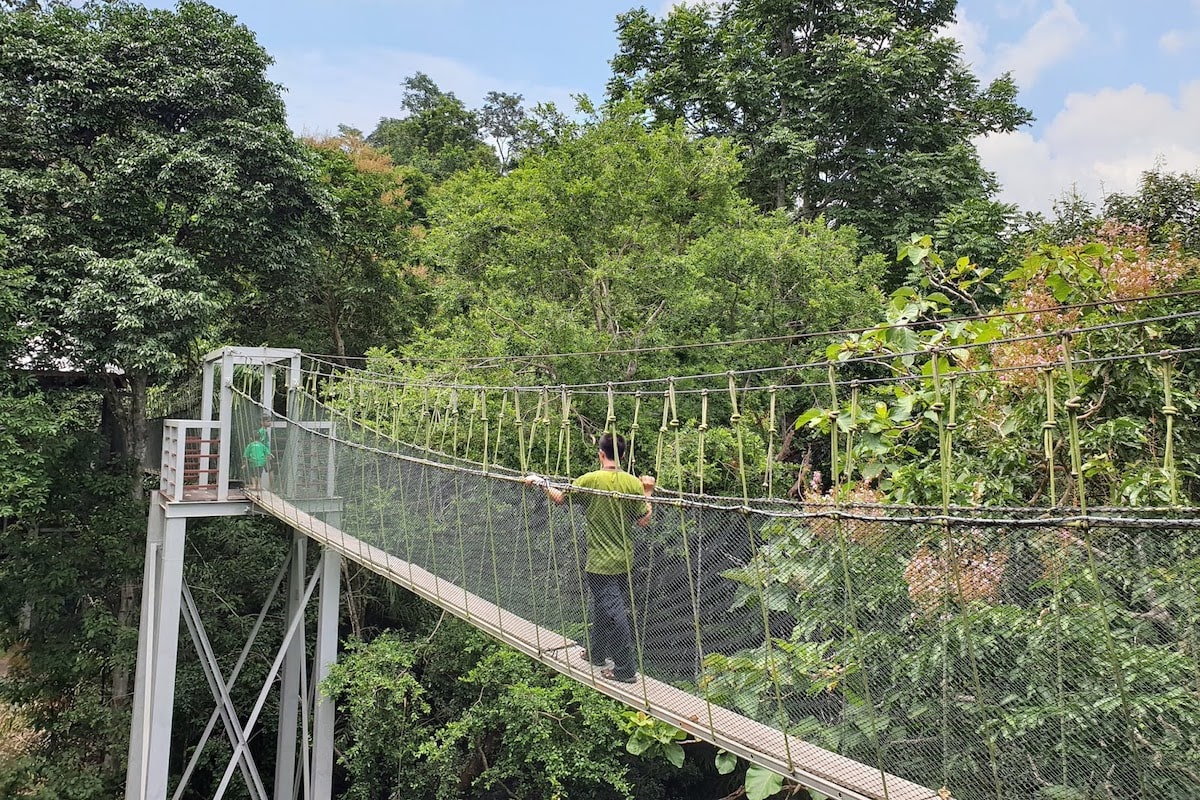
[129,294,1200,800]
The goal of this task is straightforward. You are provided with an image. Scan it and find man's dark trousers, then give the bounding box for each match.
[585,572,635,680]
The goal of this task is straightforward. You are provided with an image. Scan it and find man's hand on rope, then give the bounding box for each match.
[639,475,656,496]
[523,473,550,489]
[525,473,566,505]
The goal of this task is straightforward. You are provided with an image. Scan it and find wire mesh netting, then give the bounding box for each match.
[224,365,1200,800]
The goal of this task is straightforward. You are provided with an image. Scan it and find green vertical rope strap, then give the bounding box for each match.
[1042,369,1058,507]
[450,389,472,621]
[827,365,885,793]
[391,380,405,441]
[656,384,674,480]
[726,374,750,502]
[562,387,598,680]
[605,382,618,446]
[697,389,709,495]
[678,382,717,738]
[539,386,573,672]
[492,391,507,465]
[846,381,859,481]
[626,391,642,474]
[925,355,954,793]
[527,388,549,469]
[947,368,1001,800]
[764,386,778,497]
[420,387,434,451]
[1160,350,1180,506]
[1160,351,1200,692]
[419,386,443,603]
[464,391,478,463]
[1061,332,1148,797]
[391,382,417,589]
[514,391,545,652]
[1041,366,1068,788]
[615,380,651,707]
[513,390,529,473]
[375,411,398,573]
[730,373,794,772]
[478,389,506,637]
[447,389,461,457]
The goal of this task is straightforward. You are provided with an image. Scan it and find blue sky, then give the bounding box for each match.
[168,0,1200,215]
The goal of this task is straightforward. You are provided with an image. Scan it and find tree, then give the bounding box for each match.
[368,72,498,181]
[1105,167,1200,254]
[0,0,330,470]
[279,132,430,360]
[480,90,526,173]
[409,98,884,394]
[0,3,329,792]
[607,1,1033,258]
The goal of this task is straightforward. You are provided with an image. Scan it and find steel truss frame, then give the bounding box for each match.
[127,347,344,800]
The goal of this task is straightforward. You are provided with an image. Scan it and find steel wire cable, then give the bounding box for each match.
[298,307,1200,395]
[304,288,1200,367]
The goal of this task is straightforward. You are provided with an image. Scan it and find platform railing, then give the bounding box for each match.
[159,420,226,501]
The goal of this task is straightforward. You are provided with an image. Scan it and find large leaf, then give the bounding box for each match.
[744,764,784,800]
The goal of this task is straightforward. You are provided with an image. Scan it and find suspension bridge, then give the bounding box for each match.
[127,303,1200,800]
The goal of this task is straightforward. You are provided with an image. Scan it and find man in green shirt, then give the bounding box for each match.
[526,433,654,683]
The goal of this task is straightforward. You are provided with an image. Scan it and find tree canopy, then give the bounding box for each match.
[368,72,498,182]
[607,0,1032,256]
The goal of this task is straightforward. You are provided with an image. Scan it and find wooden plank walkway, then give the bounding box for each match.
[250,490,945,800]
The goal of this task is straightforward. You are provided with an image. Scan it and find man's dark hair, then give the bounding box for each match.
[598,432,628,462]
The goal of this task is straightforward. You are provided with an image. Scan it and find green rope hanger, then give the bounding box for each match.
[930,357,1000,800]
[828,365,884,793]
[451,389,473,622]
[764,386,778,498]
[1160,352,1179,506]
[676,382,717,738]
[479,388,507,636]
[1042,367,1068,789]
[562,387,599,681]
[625,391,642,475]
[1061,333,1149,798]
[736,371,794,772]
[492,390,507,465]
[538,385,573,674]
[390,386,418,588]
[513,390,545,652]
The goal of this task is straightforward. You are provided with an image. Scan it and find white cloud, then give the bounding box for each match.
[945,10,989,72]
[1160,29,1199,55]
[269,47,580,137]
[991,0,1041,19]
[991,0,1087,88]
[978,80,1200,213]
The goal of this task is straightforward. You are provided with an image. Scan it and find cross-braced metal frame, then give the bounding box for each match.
[126,348,342,800]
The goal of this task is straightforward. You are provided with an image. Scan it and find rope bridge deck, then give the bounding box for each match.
[248,489,941,800]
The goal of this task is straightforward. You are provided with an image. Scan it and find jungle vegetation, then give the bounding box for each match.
[1,1,1197,799]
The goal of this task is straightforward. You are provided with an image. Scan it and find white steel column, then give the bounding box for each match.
[125,493,164,800]
[200,361,216,488]
[217,349,234,501]
[125,501,187,800]
[273,534,307,800]
[310,540,341,800]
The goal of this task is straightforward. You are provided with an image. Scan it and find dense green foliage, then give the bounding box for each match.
[607,0,1032,257]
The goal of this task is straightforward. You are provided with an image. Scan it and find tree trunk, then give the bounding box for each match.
[109,369,149,746]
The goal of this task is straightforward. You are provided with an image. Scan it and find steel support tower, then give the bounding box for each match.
[125,348,342,800]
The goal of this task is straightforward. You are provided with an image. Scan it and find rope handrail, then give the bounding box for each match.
[303,287,1200,367]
